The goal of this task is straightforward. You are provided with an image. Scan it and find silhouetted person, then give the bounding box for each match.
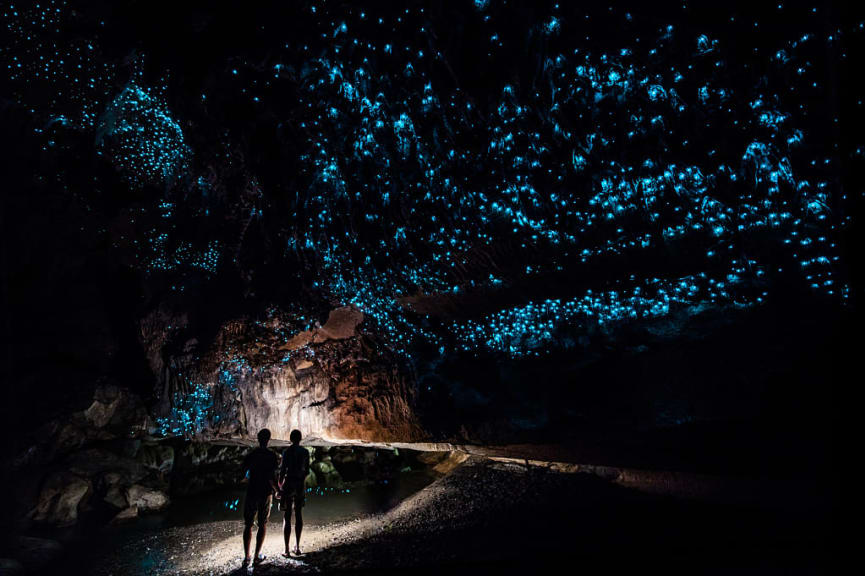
[278,429,310,557]
[241,428,279,567]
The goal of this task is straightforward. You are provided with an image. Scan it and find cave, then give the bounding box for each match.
[0,1,851,575]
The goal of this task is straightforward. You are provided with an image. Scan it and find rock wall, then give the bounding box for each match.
[144,305,426,444]
[9,385,172,527]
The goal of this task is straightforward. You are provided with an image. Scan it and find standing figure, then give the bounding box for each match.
[279,429,310,557]
[241,428,279,567]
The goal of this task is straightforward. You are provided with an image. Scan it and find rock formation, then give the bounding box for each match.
[144,305,425,444]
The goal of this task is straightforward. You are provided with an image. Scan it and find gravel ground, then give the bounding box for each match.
[91,457,830,575]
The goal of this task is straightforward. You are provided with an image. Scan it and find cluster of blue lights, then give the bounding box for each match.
[156,381,213,437]
[97,83,191,188]
[452,264,763,358]
[2,1,857,362]
[307,486,352,495]
[2,0,113,131]
[277,2,853,357]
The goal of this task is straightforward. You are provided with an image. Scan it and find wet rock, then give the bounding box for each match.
[30,475,91,526]
[125,485,169,511]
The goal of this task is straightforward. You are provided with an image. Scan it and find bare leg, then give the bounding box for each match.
[294,503,303,551]
[254,522,267,559]
[283,502,292,554]
[243,523,253,561]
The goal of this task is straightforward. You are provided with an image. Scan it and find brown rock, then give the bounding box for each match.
[31,476,91,526]
[152,305,425,444]
[314,306,364,342]
[111,506,139,523]
[125,485,169,511]
[101,472,128,509]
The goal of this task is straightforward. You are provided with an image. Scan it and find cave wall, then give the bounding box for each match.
[141,305,424,444]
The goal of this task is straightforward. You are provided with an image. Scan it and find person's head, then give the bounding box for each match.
[289,429,302,445]
[257,428,271,447]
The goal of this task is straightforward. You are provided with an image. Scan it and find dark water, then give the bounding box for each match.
[87,470,435,553]
[43,471,437,574]
[163,471,436,527]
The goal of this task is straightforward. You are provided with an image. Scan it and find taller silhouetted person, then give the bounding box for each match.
[278,429,310,557]
[241,428,279,567]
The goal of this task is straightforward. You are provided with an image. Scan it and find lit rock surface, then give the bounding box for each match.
[30,476,91,526]
[147,306,425,444]
[125,484,170,511]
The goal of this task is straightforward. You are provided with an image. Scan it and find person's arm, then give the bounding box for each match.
[240,452,251,483]
[270,452,280,495]
[277,450,287,485]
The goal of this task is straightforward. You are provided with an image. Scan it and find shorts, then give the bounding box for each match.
[243,492,272,527]
[279,481,305,511]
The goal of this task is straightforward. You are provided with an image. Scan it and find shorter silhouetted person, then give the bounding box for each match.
[241,428,279,567]
[278,429,310,557]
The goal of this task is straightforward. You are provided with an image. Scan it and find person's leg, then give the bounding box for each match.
[294,494,303,552]
[254,522,267,559]
[242,494,256,562]
[282,501,293,555]
[253,496,271,561]
[243,523,253,561]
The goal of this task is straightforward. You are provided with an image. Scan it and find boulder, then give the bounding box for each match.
[111,506,139,523]
[304,469,318,489]
[30,476,91,526]
[125,485,169,511]
[311,456,343,487]
[137,443,175,474]
[83,384,149,435]
[314,306,364,342]
[100,472,128,509]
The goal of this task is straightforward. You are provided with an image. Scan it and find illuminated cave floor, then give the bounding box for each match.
[89,458,830,576]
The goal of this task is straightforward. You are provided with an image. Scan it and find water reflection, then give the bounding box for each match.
[117,470,434,535]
